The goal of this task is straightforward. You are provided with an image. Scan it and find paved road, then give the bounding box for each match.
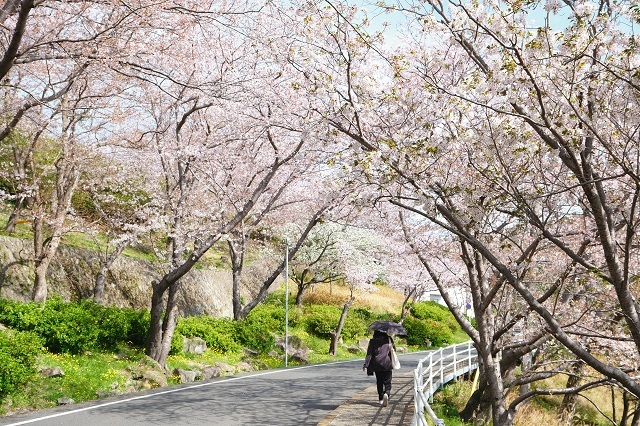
[0,351,434,426]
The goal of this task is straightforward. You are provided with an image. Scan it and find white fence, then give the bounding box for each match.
[412,341,478,426]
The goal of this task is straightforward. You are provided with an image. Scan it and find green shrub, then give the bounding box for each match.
[403,316,454,347]
[120,308,150,346]
[0,299,43,330]
[0,298,149,354]
[304,305,341,338]
[410,301,460,333]
[175,316,240,353]
[234,319,275,353]
[34,299,101,353]
[245,304,285,333]
[0,329,42,397]
[303,304,368,339]
[170,331,184,355]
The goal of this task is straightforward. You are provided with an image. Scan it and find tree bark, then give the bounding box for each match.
[558,361,584,425]
[329,294,354,356]
[4,196,29,233]
[93,266,107,305]
[93,240,128,304]
[156,283,179,367]
[229,233,245,321]
[146,281,167,362]
[0,0,34,80]
[31,258,50,303]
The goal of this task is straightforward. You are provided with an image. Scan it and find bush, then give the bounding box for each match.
[303,304,368,339]
[0,298,150,354]
[0,329,42,397]
[234,319,275,353]
[175,316,241,354]
[403,316,454,347]
[410,301,460,333]
[245,304,285,334]
[304,305,341,338]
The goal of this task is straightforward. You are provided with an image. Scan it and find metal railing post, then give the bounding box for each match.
[453,343,458,379]
[438,348,444,389]
[413,341,478,426]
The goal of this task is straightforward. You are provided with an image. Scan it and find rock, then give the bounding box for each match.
[173,368,200,383]
[96,389,122,398]
[137,355,164,372]
[275,335,309,364]
[182,336,207,355]
[57,397,74,405]
[127,356,167,389]
[235,362,253,372]
[291,351,309,363]
[141,370,167,389]
[396,346,407,353]
[268,350,279,358]
[39,366,65,378]
[214,362,235,375]
[358,338,369,350]
[347,345,363,354]
[201,366,222,380]
[243,347,259,357]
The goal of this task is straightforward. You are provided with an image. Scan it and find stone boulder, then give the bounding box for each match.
[347,345,363,354]
[201,366,222,380]
[127,356,167,390]
[358,338,370,351]
[214,362,235,375]
[275,335,309,363]
[173,368,200,383]
[235,362,253,373]
[39,366,65,378]
[183,336,207,355]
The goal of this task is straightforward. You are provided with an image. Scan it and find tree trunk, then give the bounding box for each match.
[146,281,166,362]
[228,235,245,320]
[32,259,49,303]
[157,283,179,367]
[400,286,416,322]
[93,266,107,304]
[4,196,27,233]
[329,295,354,356]
[93,242,128,305]
[295,281,305,306]
[558,361,584,425]
[145,280,180,366]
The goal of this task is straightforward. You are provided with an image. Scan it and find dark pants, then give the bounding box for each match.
[374,370,393,400]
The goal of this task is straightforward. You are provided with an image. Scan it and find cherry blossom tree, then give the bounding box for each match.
[290,0,640,423]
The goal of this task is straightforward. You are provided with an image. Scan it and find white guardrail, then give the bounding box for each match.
[412,341,479,426]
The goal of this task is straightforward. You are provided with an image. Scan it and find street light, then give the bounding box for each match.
[285,238,289,368]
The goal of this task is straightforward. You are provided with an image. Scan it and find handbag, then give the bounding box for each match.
[389,337,400,370]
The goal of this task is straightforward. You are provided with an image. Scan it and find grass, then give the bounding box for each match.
[302,282,407,315]
[1,350,142,414]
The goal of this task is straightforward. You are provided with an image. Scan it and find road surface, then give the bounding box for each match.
[0,351,437,426]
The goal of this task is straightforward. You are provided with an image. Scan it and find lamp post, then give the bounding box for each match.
[285,238,289,367]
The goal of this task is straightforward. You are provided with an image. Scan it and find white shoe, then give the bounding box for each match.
[383,394,389,407]
[379,400,384,406]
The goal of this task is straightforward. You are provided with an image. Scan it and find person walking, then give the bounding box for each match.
[362,330,395,407]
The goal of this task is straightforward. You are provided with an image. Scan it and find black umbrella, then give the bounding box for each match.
[368,320,407,336]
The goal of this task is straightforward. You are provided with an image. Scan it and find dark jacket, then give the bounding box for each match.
[363,331,395,375]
